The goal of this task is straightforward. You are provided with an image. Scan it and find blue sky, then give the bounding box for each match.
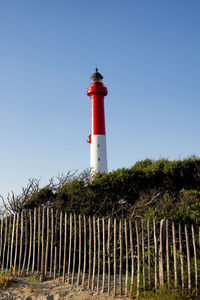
[0,0,200,198]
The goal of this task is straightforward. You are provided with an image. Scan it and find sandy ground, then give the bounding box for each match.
[0,277,127,300]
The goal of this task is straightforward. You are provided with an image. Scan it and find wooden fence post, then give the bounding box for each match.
[147,220,151,288]
[82,215,86,287]
[77,215,81,286]
[102,217,105,293]
[185,224,191,292]
[172,221,177,288]
[6,216,12,273]
[113,218,117,296]
[32,208,36,273]
[119,218,122,295]
[142,219,145,290]
[129,219,134,298]
[107,217,111,294]
[41,206,45,278]
[21,211,28,275]
[92,216,96,291]
[14,213,19,272]
[191,225,198,294]
[18,211,24,275]
[27,210,32,275]
[71,213,77,284]
[63,212,67,283]
[58,211,63,277]
[1,216,7,274]
[50,208,54,277]
[159,220,164,286]
[0,217,3,259]
[153,220,158,290]
[67,213,72,283]
[45,207,49,276]
[166,220,170,285]
[125,219,128,297]
[87,216,92,289]
[179,223,184,288]
[54,209,58,279]
[97,217,100,292]
[37,206,41,274]
[135,220,140,300]
[10,214,16,274]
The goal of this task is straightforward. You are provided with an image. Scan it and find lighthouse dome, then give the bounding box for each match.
[90,68,103,82]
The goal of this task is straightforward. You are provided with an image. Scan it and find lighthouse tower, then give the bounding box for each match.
[87,68,108,174]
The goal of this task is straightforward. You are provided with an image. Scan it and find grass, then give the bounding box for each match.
[0,274,17,290]
[28,274,40,292]
[137,285,199,300]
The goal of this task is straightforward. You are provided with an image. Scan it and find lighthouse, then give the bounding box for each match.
[87,68,108,174]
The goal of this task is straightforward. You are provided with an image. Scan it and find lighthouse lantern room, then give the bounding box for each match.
[87,68,108,174]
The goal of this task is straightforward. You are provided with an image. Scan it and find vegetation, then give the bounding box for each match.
[1,156,200,223]
[139,285,199,300]
[0,268,18,290]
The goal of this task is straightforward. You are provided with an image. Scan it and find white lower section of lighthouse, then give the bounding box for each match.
[90,135,107,174]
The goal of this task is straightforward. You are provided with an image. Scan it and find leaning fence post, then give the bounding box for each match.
[6,216,12,273]
[1,216,7,274]
[92,216,96,291]
[179,223,184,288]
[102,217,105,293]
[87,216,92,289]
[142,219,145,291]
[129,219,134,298]
[0,217,3,259]
[71,213,77,284]
[97,217,100,292]
[32,208,36,273]
[153,220,158,289]
[37,206,41,274]
[10,214,16,274]
[50,208,54,277]
[119,218,123,295]
[27,209,32,275]
[41,206,45,279]
[54,209,58,279]
[14,213,19,272]
[159,220,164,286]
[77,215,81,286]
[63,212,67,283]
[135,220,140,300]
[191,225,198,294]
[45,207,49,276]
[172,221,177,288]
[107,217,111,294]
[58,211,63,277]
[166,220,170,286]
[147,220,151,289]
[82,215,86,287]
[18,211,24,275]
[22,211,28,275]
[67,213,72,283]
[124,219,128,297]
[185,224,191,292]
[113,218,117,296]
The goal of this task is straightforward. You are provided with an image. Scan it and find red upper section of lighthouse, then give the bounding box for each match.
[87,71,108,137]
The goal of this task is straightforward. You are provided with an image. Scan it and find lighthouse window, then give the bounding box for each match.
[98,144,100,147]
[98,158,100,161]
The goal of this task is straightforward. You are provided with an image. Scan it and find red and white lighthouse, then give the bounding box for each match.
[87,68,108,173]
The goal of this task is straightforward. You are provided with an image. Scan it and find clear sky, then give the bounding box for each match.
[0,0,200,199]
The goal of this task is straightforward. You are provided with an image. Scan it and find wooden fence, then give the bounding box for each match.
[0,207,199,298]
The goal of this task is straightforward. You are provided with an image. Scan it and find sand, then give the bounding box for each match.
[0,277,127,300]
